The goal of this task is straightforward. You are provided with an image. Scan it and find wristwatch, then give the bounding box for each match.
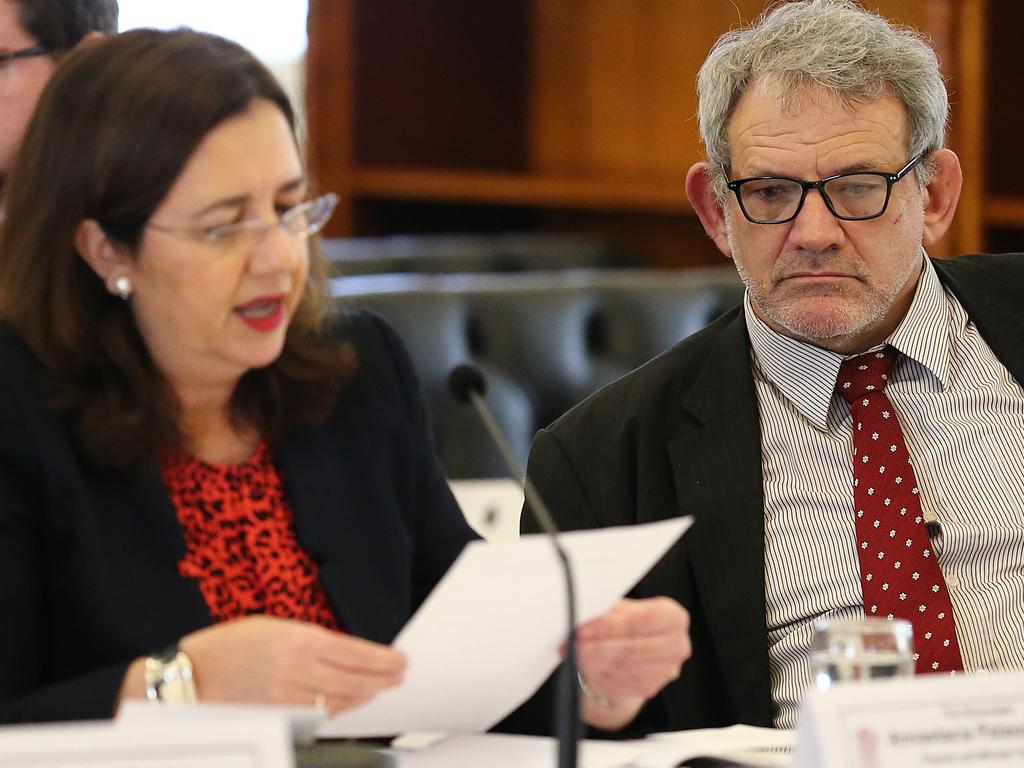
[144,645,197,704]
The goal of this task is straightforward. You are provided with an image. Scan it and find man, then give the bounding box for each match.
[525,0,1024,731]
[0,0,116,192]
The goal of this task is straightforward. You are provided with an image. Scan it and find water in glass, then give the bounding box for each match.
[810,616,914,691]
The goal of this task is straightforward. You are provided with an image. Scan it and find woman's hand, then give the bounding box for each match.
[575,597,691,731]
[119,615,406,715]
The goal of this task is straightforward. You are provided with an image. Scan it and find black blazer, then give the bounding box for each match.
[0,311,476,724]
[525,253,1024,730]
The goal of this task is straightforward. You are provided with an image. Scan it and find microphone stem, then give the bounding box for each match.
[467,392,558,535]
[555,545,581,768]
[468,391,580,768]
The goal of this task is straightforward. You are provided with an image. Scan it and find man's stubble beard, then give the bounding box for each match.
[724,213,921,346]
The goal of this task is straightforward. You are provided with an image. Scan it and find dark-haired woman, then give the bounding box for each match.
[0,28,690,730]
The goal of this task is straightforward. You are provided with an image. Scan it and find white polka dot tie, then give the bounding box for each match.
[836,347,963,674]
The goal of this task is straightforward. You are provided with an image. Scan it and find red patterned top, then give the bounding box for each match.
[162,441,339,630]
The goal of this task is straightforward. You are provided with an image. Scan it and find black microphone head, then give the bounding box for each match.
[448,363,487,403]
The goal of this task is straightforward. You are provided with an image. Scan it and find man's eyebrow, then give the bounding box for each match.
[740,161,892,179]
[830,161,887,175]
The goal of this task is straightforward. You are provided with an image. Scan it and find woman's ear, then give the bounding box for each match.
[75,219,134,297]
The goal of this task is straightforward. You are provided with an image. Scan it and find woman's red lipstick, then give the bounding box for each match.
[236,295,285,331]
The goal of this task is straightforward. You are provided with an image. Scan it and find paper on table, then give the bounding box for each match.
[319,517,691,737]
[637,725,794,768]
[390,733,643,768]
[387,727,792,768]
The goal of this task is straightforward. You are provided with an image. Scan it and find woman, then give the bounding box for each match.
[0,29,689,731]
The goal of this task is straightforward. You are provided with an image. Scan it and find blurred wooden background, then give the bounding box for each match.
[305,0,1009,268]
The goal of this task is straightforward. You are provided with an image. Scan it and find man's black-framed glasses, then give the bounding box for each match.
[0,44,50,67]
[723,152,927,225]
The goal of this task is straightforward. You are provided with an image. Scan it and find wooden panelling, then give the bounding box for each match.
[948,0,986,255]
[529,1,768,178]
[351,168,691,213]
[305,0,353,236]
[305,0,995,264]
[350,0,528,172]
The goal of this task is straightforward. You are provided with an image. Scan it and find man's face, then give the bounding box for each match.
[721,81,927,354]
[0,0,55,187]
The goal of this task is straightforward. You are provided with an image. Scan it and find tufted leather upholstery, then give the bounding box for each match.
[332,268,744,479]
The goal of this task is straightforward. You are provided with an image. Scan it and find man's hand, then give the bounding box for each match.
[575,597,691,730]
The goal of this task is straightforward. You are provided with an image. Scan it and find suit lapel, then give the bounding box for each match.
[276,424,359,631]
[276,421,409,644]
[934,255,1024,385]
[666,314,774,725]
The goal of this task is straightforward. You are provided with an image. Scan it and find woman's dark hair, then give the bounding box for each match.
[0,28,354,467]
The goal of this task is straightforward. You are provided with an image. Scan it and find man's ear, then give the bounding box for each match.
[685,162,734,258]
[75,219,133,295]
[921,148,962,247]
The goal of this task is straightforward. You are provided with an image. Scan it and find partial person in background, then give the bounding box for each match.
[0,0,117,194]
[0,28,690,732]
[525,0,1024,731]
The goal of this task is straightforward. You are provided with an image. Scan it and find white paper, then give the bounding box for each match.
[0,718,293,768]
[118,700,324,745]
[448,478,523,541]
[387,727,792,768]
[794,669,1024,768]
[390,733,641,768]
[319,517,691,737]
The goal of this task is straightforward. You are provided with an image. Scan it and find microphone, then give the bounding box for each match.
[448,364,581,768]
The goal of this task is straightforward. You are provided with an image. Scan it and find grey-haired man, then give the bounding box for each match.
[526,0,1024,731]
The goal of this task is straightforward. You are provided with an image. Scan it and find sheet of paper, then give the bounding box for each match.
[319,517,691,737]
[0,718,293,768]
[387,727,792,768]
[390,733,642,768]
[638,724,794,767]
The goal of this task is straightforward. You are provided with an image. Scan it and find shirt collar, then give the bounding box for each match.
[744,256,952,432]
[886,257,951,390]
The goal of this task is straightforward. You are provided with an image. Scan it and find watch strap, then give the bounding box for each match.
[144,644,197,704]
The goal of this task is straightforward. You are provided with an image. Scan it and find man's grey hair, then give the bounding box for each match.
[697,0,948,198]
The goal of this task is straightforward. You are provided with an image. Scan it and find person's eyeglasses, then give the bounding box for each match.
[0,44,50,67]
[147,192,339,250]
[723,153,927,225]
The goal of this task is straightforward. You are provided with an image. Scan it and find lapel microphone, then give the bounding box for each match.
[448,363,581,768]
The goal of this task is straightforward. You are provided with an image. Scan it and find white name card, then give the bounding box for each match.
[118,699,324,746]
[794,669,1024,768]
[0,715,294,768]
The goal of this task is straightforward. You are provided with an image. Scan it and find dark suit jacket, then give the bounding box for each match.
[0,311,477,724]
[524,253,1024,730]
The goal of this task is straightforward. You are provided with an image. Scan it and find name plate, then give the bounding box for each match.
[794,669,1024,768]
[0,715,293,768]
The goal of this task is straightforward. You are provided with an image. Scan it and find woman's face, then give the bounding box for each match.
[124,98,309,396]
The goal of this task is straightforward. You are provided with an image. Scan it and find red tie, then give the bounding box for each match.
[836,348,963,673]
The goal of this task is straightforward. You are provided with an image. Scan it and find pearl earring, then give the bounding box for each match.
[113,275,132,300]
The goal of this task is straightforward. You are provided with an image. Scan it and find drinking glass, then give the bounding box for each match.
[809,616,914,691]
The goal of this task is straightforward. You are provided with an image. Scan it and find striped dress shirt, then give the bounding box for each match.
[745,258,1024,728]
